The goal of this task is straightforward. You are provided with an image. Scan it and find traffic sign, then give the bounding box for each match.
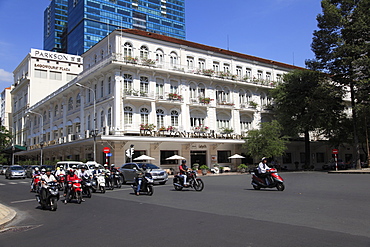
[332,149,338,154]
[103,147,110,153]
[107,153,112,157]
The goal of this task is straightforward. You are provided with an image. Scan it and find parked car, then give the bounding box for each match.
[118,163,168,185]
[5,165,26,179]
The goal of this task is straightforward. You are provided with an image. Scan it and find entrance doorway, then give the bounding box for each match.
[191,151,207,168]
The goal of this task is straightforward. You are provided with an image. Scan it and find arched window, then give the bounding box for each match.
[156,49,164,64]
[140,76,149,95]
[107,108,112,126]
[156,109,164,128]
[123,42,133,57]
[123,74,133,93]
[170,110,179,127]
[54,105,58,117]
[140,46,148,59]
[170,52,178,67]
[124,106,133,124]
[100,110,105,128]
[140,108,149,124]
[76,93,81,108]
[68,97,73,111]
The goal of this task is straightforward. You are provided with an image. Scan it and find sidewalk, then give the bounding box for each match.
[327,168,370,174]
[0,203,16,229]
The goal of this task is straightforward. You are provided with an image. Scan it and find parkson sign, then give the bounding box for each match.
[31,49,83,63]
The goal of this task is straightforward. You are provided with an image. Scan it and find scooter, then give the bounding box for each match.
[251,168,285,191]
[112,169,122,188]
[57,174,66,191]
[81,177,92,198]
[30,174,42,193]
[36,181,60,211]
[65,179,83,204]
[173,170,204,191]
[92,173,106,193]
[132,172,154,196]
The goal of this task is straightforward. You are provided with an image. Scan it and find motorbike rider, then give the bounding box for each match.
[179,160,189,186]
[135,164,147,196]
[258,157,271,185]
[77,165,92,180]
[30,167,41,192]
[39,168,57,202]
[64,169,83,203]
[103,164,112,187]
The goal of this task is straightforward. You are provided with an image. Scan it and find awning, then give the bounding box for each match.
[2,145,27,154]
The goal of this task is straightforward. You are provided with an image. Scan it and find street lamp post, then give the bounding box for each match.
[9,127,15,166]
[76,83,97,162]
[29,110,44,166]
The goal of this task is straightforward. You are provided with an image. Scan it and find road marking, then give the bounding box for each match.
[11,199,35,204]
[8,182,17,185]
[0,183,5,186]
[19,181,29,184]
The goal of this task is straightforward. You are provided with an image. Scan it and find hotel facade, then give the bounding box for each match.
[13,29,356,170]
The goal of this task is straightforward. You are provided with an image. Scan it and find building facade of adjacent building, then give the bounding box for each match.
[16,29,341,171]
[1,86,14,130]
[44,0,186,55]
[11,49,83,147]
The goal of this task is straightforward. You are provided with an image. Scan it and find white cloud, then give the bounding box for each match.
[0,68,12,82]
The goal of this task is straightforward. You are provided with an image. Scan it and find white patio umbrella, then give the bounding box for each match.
[134,154,155,161]
[228,154,245,159]
[166,154,186,160]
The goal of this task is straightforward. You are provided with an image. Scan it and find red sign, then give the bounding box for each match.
[332,149,338,154]
[103,147,110,154]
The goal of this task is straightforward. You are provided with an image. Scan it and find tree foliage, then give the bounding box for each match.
[306,0,370,168]
[243,120,289,161]
[270,69,345,167]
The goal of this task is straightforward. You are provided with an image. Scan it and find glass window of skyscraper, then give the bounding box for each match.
[44,0,185,55]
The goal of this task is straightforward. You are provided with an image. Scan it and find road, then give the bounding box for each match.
[0,172,370,247]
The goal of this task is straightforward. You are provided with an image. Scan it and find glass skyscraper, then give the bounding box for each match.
[44,0,69,53]
[44,0,185,55]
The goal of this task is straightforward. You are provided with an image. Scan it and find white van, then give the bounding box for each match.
[56,161,84,170]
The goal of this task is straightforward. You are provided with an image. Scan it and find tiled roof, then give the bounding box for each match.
[121,29,304,71]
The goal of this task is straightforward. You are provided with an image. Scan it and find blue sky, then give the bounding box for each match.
[0,0,322,90]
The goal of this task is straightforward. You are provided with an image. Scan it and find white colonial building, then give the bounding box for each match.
[13,29,355,170]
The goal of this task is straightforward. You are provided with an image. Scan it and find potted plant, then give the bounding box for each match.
[140,123,156,131]
[219,166,224,173]
[199,165,209,175]
[199,97,213,104]
[168,93,182,100]
[249,101,258,108]
[158,126,166,131]
[220,127,234,134]
[237,164,248,173]
[192,163,199,171]
[166,126,177,132]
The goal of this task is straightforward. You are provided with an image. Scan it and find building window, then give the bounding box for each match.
[156,49,164,64]
[187,56,194,69]
[123,74,133,93]
[124,106,133,124]
[76,93,81,107]
[213,62,219,72]
[68,97,73,111]
[124,42,133,57]
[107,108,112,126]
[140,46,149,60]
[218,150,231,163]
[140,76,149,94]
[223,63,230,73]
[100,110,105,128]
[100,81,104,97]
[156,78,164,98]
[156,109,164,128]
[245,68,251,79]
[257,70,263,79]
[87,115,91,130]
[198,59,205,70]
[170,52,178,68]
[236,66,242,78]
[171,110,179,127]
[54,105,59,117]
[266,72,271,82]
[50,71,62,80]
[140,108,149,124]
[108,77,112,94]
[35,69,47,78]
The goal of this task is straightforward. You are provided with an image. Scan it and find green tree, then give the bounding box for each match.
[243,120,289,161]
[306,0,370,169]
[270,69,345,168]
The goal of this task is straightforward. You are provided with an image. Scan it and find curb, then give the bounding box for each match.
[0,203,16,229]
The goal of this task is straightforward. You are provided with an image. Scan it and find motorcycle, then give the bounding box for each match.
[36,181,59,211]
[112,169,122,188]
[132,172,154,196]
[251,168,285,191]
[173,170,204,191]
[104,171,114,190]
[91,174,106,193]
[65,179,83,204]
[81,177,92,198]
[30,174,42,193]
[56,174,66,191]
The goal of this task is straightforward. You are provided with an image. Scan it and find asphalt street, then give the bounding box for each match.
[0,172,370,247]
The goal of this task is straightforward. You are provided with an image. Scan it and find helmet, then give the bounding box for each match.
[46,168,52,172]
[81,165,87,170]
[35,167,39,171]
[261,157,267,161]
[104,164,108,167]
[142,164,147,170]
[95,164,99,168]
[41,168,46,173]
[71,164,77,169]
[181,160,187,164]
[56,167,60,171]
[111,164,115,167]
